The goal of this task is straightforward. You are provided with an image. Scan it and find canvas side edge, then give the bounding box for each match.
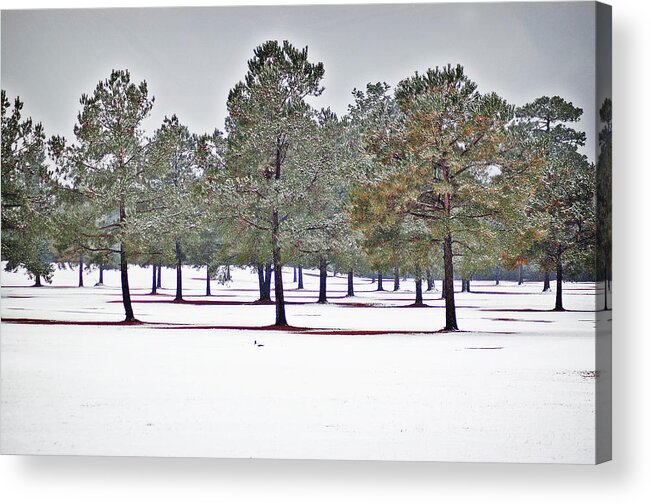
[594,0,612,465]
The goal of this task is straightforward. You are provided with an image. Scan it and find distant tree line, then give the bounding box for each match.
[1,40,611,329]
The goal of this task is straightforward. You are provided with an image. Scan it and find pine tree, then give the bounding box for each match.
[517,96,595,310]
[148,115,202,302]
[531,148,596,310]
[346,82,405,296]
[50,70,155,322]
[515,96,584,289]
[291,109,354,304]
[185,228,224,296]
[209,192,273,302]
[217,40,325,326]
[383,65,526,330]
[1,91,56,285]
[193,130,237,297]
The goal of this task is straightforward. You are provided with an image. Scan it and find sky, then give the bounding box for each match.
[1,2,600,159]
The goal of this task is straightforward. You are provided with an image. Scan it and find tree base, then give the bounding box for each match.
[252,299,275,305]
[264,323,296,330]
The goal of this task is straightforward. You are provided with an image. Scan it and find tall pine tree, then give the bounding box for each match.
[218,41,325,326]
[50,70,155,321]
[517,96,595,310]
[385,65,525,330]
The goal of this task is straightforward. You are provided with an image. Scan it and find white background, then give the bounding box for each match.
[0,0,649,502]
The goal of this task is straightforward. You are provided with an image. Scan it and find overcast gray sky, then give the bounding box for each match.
[1,2,599,158]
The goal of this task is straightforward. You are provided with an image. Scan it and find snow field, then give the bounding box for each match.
[1,263,599,462]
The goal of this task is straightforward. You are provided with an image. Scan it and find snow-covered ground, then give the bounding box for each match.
[1,263,599,463]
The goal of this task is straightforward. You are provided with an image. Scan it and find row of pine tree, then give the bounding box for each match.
[1,40,612,330]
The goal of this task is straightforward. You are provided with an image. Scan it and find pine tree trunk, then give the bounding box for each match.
[257,264,264,291]
[151,263,157,294]
[264,263,272,299]
[98,264,104,285]
[78,255,84,287]
[258,264,270,301]
[174,241,183,302]
[226,265,231,281]
[426,269,433,291]
[157,264,162,289]
[297,265,304,290]
[542,270,551,292]
[415,277,424,305]
[206,264,211,296]
[119,197,135,322]
[377,271,384,291]
[466,278,471,293]
[495,266,499,285]
[271,209,287,326]
[34,274,42,287]
[554,249,564,311]
[347,270,354,297]
[518,264,524,285]
[441,154,458,330]
[257,264,266,300]
[293,267,297,283]
[461,277,467,292]
[443,233,458,331]
[393,266,400,291]
[120,241,135,322]
[317,257,328,304]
